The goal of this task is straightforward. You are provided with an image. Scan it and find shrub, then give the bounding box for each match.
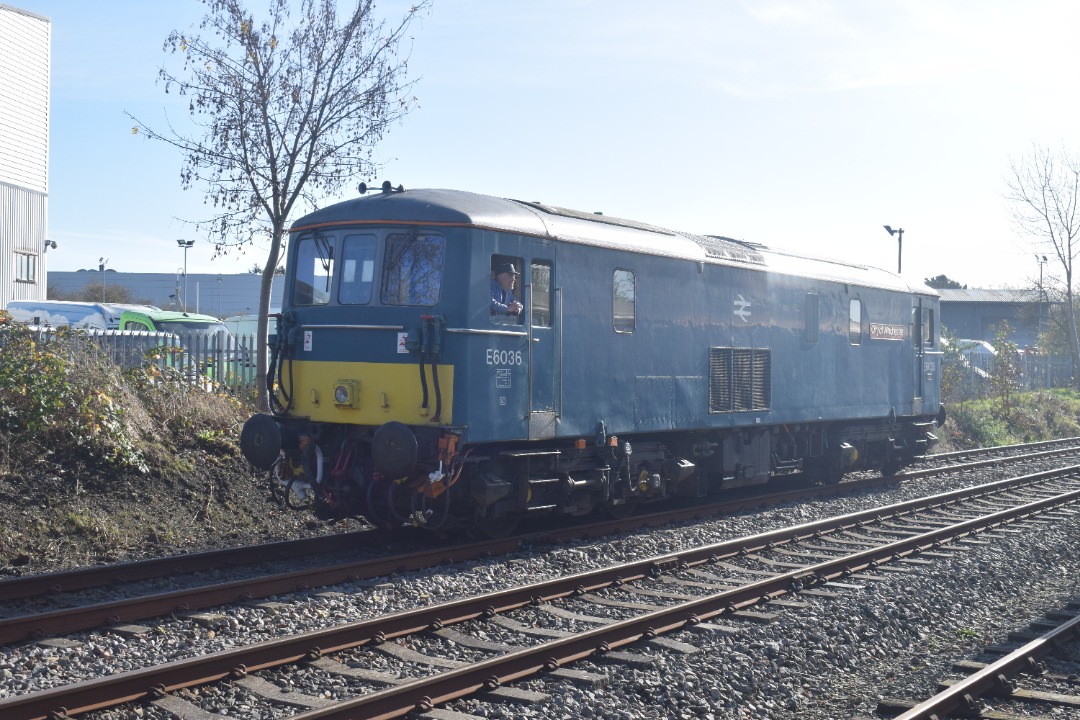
[943,387,1080,449]
[0,313,247,474]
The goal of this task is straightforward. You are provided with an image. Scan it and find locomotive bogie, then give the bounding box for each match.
[242,187,943,534]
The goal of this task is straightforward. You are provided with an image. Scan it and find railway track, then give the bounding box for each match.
[877,597,1080,719]
[919,436,1080,464]
[3,440,1079,649]
[3,461,1080,720]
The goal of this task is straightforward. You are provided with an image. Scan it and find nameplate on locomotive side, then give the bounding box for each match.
[869,323,906,341]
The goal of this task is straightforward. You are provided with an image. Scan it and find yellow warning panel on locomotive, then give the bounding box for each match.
[284,360,454,425]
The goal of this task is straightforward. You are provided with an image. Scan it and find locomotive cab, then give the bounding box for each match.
[241,189,584,533]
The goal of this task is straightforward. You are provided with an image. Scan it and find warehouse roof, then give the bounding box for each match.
[937,288,1042,303]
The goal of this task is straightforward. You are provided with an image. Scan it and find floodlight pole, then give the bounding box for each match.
[1038,255,1048,339]
[177,239,195,311]
[883,225,903,274]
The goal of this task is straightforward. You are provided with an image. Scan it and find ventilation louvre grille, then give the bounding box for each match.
[709,347,771,413]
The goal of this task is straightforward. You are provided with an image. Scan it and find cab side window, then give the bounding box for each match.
[804,293,819,344]
[293,234,334,306]
[531,261,552,328]
[849,298,862,345]
[613,268,635,333]
[490,255,524,323]
[382,233,445,306]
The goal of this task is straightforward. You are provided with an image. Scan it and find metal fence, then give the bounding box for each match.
[946,350,1075,399]
[24,326,1073,406]
[3,326,261,401]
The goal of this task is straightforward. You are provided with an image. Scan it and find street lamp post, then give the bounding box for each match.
[1037,254,1049,386]
[177,239,195,311]
[98,257,108,301]
[883,225,903,274]
[1038,254,1048,336]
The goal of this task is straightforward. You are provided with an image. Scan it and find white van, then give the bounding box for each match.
[224,310,279,337]
[5,301,157,330]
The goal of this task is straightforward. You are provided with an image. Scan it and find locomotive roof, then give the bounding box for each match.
[292,188,933,295]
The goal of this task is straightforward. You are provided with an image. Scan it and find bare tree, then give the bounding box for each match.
[1005,144,1080,388]
[128,0,427,408]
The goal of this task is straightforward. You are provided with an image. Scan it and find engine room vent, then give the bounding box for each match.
[708,347,771,413]
[510,199,677,235]
[688,234,766,265]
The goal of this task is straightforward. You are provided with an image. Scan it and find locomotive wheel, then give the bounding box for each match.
[474,514,519,539]
[805,455,843,485]
[601,498,638,520]
[816,464,843,485]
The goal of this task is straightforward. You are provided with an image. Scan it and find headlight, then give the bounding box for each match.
[333,380,360,408]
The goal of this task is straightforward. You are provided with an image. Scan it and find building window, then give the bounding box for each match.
[15,252,37,283]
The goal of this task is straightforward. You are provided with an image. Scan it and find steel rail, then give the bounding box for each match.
[0,455,1075,649]
[288,484,1080,720]
[2,438,1072,608]
[922,437,1080,462]
[3,469,1080,720]
[895,609,1080,719]
[893,444,1080,481]
[0,463,1075,647]
[0,530,375,601]
[0,535,529,645]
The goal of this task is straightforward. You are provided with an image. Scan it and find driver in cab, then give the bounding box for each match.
[490,262,523,317]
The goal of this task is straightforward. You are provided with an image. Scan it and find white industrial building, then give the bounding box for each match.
[0,3,50,309]
[47,270,284,319]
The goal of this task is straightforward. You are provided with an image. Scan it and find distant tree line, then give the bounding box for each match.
[924,274,967,289]
[46,284,156,306]
[250,264,285,275]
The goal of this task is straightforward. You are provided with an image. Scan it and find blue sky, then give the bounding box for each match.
[23,0,1080,288]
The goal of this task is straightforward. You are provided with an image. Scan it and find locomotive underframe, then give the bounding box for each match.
[267,413,939,534]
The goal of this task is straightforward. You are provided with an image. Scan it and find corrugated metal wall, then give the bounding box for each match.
[1,181,48,306]
[0,5,50,192]
[0,5,50,309]
[47,271,285,319]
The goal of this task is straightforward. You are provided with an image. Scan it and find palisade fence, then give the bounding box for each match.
[13,324,1075,406]
[7,326,262,402]
[945,350,1075,399]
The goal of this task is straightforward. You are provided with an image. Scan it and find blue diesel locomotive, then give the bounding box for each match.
[240,185,944,535]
